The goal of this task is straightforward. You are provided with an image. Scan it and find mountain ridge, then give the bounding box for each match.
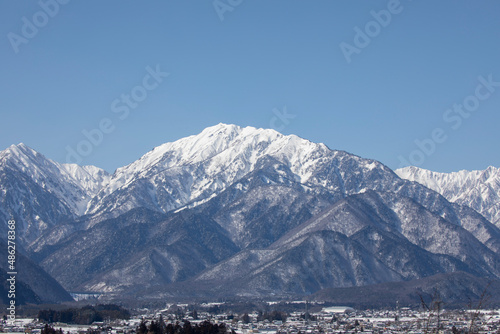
[396,166,500,228]
[0,124,499,301]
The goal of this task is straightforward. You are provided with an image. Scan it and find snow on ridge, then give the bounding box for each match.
[86,123,336,217]
[0,143,111,216]
[2,125,391,224]
[102,124,323,193]
[396,166,500,227]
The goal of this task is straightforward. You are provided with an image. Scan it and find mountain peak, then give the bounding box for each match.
[201,123,242,135]
[115,124,287,177]
[196,123,283,143]
[0,142,111,220]
[4,142,37,157]
[396,165,500,227]
[1,143,44,169]
[88,123,331,218]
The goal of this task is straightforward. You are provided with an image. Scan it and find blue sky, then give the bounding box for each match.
[1,1,499,173]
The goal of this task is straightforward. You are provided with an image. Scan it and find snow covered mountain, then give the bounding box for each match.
[190,189,499,297]
[0,143,110,243]
[2,124,500,300]
[396,166,500,229]
[82,124,499,252]
[12,124,498,299]
[82,123,430,223]
[85,123,342,222]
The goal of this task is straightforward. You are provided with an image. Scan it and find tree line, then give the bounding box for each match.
[137,319,232,334]
[38,304,130,325]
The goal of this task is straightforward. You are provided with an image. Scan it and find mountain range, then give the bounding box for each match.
[1,124,499,305]
[396,166,500,228]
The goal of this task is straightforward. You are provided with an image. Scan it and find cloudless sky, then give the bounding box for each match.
[1,1,499,173]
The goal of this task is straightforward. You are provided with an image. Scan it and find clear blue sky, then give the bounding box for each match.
[1,1,499,173]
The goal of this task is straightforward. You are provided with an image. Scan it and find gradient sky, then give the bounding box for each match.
[1,1,499,173]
